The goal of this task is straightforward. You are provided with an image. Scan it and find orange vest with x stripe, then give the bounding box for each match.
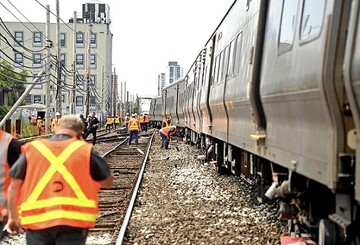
[19,137,100,229]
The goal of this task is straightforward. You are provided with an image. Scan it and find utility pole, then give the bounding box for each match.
[55,0,62,115]
[112,67,117,116]
[85,23,93,117]
[45,5,51,133]
[70,11,77,114]
[120,81,123,118]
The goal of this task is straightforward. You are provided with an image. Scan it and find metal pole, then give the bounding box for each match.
[0,70,46,128]
[45,5,51,133]
[70,11,77,114]
[56,0,62,115]
[85,23,92,117]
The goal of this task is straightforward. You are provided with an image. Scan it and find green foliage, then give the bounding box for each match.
[0,105,10,121]
[0,60,27,90]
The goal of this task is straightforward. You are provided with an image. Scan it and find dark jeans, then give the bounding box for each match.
[161,134,169,149]
[84,128,97,145]
[129,130,139,145]
[26,226,88,245]
[144,122,148,132]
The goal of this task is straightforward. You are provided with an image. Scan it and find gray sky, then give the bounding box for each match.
[1,0,234,97]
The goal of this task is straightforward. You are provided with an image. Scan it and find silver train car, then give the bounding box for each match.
[150,0,360,243]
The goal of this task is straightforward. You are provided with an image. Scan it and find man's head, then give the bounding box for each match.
[55,115,83,137]
[92,112,96,117]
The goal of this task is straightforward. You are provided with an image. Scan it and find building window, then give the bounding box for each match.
[34,95,42,103]
[300,0,325,41]
[90,96,95,106]
[33,53,42,67]
[76,31,84,47]
[33,73,43,89]
[60,53,66,66]
[60,74,66,86]
[76,54,84,66]
[60,33,66,47]
[90,75,96,87]
[61,94,65,103]
[278,0,299,53]
[76,96,84,106]
[33,32,42,46]
[90,54,96,68]
[14,31,23,45]
[76,74,84,89]
[14,52,23,66]
[90,32,96,46]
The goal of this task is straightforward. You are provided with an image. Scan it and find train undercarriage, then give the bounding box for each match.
[182,128,360,245]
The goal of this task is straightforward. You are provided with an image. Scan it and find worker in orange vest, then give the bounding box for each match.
[51,112,61,132]
[0,130,21,232]
[6,115,113,244]
[144,113,150,132]
[159,125,177,149]
[128,113,141,145]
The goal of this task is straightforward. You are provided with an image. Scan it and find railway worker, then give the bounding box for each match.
[128,113,141,145]
[105,116,113,133]
[52,112,61,132]
[162,115,172,128]
[36,116,44,135]
[114,115,120,129]
[84,112,100,145]
[124,113,130,130]
[144,113,150,132]
[5,114,113,244]
[0,130,21,232]
[79,114,88,138]
[160,125,177,150]
[30,114,37,126]
[139,113,145,132]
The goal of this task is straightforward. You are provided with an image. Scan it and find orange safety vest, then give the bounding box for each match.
[144,115,150,123]
[0,131,12,210]
[160,126,176,137]
[52,118,59,130]
[19,137,100,230]
[139,116,145,123]
[128,118,139,131]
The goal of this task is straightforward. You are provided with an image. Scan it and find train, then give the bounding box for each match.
[149,0,360,244]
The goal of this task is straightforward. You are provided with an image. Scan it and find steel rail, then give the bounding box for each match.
[116,132,155,244]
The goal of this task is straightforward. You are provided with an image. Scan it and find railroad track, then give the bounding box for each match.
[86,132,155,245]
[2,131,154,245]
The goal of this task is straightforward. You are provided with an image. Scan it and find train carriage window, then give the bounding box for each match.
[218,51,224,84]
[227,39,235,79]
[212,55,219,86]
[300,0,325,41]
[278,0,299,53]
[234,32,243,77]
[222,45,230,82]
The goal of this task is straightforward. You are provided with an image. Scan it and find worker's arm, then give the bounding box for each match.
[6,178,23,235]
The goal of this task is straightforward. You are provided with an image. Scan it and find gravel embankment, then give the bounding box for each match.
[125,135,286,245]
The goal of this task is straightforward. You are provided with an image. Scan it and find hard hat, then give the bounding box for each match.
[32,114,35,116]
[55,112,60,116]
[38,116,41,119]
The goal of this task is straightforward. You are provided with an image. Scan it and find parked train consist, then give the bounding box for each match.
[149,0,360,243]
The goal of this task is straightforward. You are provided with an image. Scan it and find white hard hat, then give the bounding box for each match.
[55,112,60,116]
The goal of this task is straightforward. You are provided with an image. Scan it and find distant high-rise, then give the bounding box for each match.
[166,61,183,85]
[158,73,166,96]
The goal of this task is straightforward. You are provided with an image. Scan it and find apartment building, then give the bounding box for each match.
[0,2,113,119]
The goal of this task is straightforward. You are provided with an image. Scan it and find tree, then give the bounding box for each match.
[0,60,27,106]
[0,60,27,119]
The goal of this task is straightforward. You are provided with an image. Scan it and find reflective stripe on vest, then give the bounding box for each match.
[129,119,139,131]
[20,139,98,227]
[0,131,12,207]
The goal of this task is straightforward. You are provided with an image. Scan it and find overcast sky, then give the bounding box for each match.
[1,0,234,98]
